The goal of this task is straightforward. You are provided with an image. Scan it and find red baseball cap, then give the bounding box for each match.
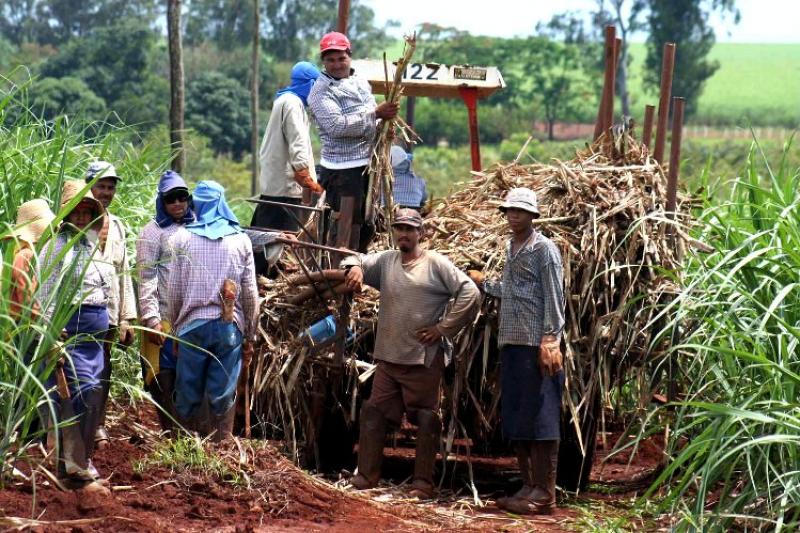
[320,32,351,54]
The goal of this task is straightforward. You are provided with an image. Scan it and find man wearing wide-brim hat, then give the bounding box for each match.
[341,208,481,499]
[468,187,566,515]
[85,160,137,449]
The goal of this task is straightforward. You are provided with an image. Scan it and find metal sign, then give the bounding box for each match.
[350,60,505,99]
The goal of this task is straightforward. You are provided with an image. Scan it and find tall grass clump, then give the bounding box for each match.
[644,136,800,531]
[0,77,168,482]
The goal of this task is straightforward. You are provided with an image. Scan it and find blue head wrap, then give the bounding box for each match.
[155,170,195,228]
[275,61,321,106]
[184,180,241,240]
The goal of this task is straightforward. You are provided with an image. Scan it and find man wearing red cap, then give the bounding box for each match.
[309,32,398,252]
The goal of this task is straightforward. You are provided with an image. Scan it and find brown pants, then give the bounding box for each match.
[365,354,444,426]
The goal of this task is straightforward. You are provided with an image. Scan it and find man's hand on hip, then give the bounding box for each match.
[416,325,443,346]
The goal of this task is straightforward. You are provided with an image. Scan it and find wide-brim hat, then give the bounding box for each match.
[499,187,540,217]
[6,199,56,245]
[60,179,106,232]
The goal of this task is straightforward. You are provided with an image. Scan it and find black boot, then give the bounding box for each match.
[150,369,177,432]
[408,409,441,499]
[529,440,559,514]
[350,403,387,490]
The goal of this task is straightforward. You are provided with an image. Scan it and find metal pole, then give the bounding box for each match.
[653,43,676,164]
[593,26,616,141]
[459,87,481,172]
[250,0,260,197]
[642,104,655,151]
[337,0,350,34]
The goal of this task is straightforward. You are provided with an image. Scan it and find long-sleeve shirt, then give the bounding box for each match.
[167,228,259,341]
[484,232,565,348]
[259,93,317,199]
[308,71,377,169]
[9,247,39,320]
[38,231,114,323]
[135,220,184,328]
[342,250,481,366]
[392,160,428,208]
[99,213,137,326]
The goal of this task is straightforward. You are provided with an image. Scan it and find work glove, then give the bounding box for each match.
[538,335,563,377]
[467,269,485,286]
[294,167,323,194]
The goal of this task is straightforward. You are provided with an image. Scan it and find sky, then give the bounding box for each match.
[365,0,800,43]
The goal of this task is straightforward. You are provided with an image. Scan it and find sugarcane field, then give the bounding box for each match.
[1,1,799,532]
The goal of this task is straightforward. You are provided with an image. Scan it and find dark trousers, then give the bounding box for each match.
[318,166,375,253]
[250,195,301,275]
[365,354,444,426]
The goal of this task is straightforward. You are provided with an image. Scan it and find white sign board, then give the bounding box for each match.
[350,60,505,99]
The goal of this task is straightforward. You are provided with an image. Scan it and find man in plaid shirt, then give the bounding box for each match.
[308,31,398,251]
[469,187,565,515]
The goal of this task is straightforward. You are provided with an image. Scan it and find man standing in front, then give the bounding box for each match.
[167,181,259,441]
[308,31,398,252]
[342,209,481,498]
[85,160,137,449]
[468,187,566,515]
[252,61,322,276]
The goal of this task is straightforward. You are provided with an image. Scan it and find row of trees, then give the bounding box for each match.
[1,0,738,151]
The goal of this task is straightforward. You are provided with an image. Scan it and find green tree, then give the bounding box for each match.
[185,71,251,157]
[643,0,738,118]
[29,76,107,120]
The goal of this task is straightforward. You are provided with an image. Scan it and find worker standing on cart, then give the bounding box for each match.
[468,187,565,515]
[308,31,398,252]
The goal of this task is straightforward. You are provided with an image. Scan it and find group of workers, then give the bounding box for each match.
[5,30,565,516]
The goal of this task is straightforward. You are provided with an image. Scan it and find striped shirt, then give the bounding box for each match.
[38,231,114,323]
[166,228,259,340]
[342,250,481,366]
[308,71,377,169]
[135,220,183,328]
[484,232,565,348]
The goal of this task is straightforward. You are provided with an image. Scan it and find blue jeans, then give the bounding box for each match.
[175,319,242,418]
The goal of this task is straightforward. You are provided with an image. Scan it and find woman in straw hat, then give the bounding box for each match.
[6,199,56,322]
[37,180,114,494]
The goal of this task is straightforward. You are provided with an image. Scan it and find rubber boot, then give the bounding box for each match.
[210,404,236,443]
[94,338,113,450]
[529,440,559,514]
[350,403,387,490]
[497,441,534,510]
[63,387,110,495]
[408,409,440,499]
[150,369,177,433]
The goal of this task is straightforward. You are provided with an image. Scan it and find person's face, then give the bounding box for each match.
[91,177,118,209]
[322,50,351,79]
[67,205,94,230]
[504,207,536,233]
[392,224,421,253]
[163,189,190,221]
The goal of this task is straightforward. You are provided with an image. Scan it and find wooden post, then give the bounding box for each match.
[653,43,676,164]
[593,26,616,141]
[337,0,350,34]
[642,104,655,151]
[250,0,260,197]
[167,0,185,174]
[666,97,685,217]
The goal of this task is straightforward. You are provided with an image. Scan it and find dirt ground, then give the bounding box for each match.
[0,403,664,532]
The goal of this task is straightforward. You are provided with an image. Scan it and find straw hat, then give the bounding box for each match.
[60,180,106,231]
[7,199,56,245]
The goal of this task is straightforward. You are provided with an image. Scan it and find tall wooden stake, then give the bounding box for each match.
[337,0,350,34]
[594,26,616,141]
[666,97,685,217]
[653,43,676,164]
[642,104,655,151]
[167,0,185,174]
[250,0,260,196]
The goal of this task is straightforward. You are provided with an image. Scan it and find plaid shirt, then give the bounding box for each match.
[484,232,565,348]
[308,71,377,169]
[166,228,259,340]
[38,231,114,323]
[135,220,183,328]
[392,169,428,208]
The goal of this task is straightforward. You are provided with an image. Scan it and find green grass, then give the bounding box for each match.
[132,436,244,486]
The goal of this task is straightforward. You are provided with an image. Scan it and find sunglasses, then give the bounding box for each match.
[163,192,189,204]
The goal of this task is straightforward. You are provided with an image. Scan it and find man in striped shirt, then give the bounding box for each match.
[308,31,398,252]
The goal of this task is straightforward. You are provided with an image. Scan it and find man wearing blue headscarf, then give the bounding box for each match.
[135,170,195,431]
[252,61,321,275]
[167,181,260,441]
